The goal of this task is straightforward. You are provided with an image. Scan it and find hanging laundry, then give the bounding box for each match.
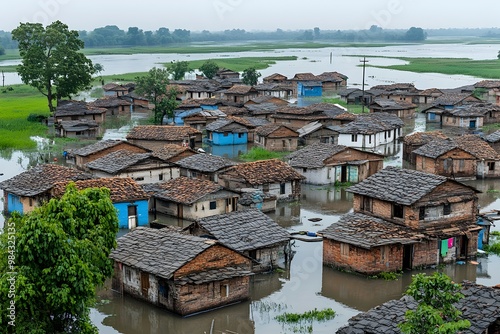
[441,239,449,257]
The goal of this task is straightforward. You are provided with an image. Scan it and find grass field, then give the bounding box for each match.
[323,97,366,114]
[180,56,298,72]
[347,56,500,79]
[0,85,50,150]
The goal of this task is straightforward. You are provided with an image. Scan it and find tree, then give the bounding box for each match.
[135,67,179,124]
[0,183,118,333]
[12,21,95,114]
[404,27,426,41]
[241,67,261,86]
[167,60,190,80]
[398,272,471,334]
[199,60,219,79]
[93,63,105,85]
[0,45,4,56]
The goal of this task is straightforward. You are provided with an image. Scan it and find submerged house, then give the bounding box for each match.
[205,116,256,145]
[109,227,253,316]
[320,166,481,275]
[51,177,149,229]
[185,209,291,272]
[254,124,299,152]
[145,177,239,221]
[218,159,305,201]
[402,131,449,165]
[369,98,417,118]
[0,164,92,215]
[55,120,100,139]
[287,143,384,185]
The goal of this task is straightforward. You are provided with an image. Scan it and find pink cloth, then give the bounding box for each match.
[448,238,454,248]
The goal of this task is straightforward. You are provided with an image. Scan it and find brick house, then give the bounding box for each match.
[55,120,100,139]
[413,139,477,179]
[254,124,299,151]
[145,177,239,221]
[485,130,500,154]
[54,100,107,124]
[297,121,340,145]
[89,96,132,116]
[317,71,348,93]
[219,85,259,104]
[51,177,149,229]
[109,227,253,316]
[126,125,202,150]
[0,164,92,215]
[287,143,384,185]
[175,153,237,183]
[270,103,355,129]
[68,139,150,169]
[402,131,448,165]
[422,93,480,123]
[84,150,180,184]
[455,134,500,178]
[218,159,305,201]
[185,209,291,272]
[337,281,500,334]
[369,98,417,118]
[474,79,500,104]
[319,166,481,275]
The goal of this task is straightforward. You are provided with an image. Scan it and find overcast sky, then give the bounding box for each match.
[2,0,499,32]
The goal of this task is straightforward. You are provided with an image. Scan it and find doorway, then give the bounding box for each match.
[403,244,413,270]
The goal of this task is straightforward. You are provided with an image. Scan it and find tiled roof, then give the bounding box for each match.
[126,125,201,141]
[319,212,422,249]
[89,97,131,108]
[176,154,237,172]
[330,112,403,135]
[370,83,416,91]
[245,103,279,114]
[347,166,449,205]
[454,135,500,160]
[205,116,255,132]
[109,227,218,279]
[403,131,448,145]
[193,209,290,251]
[242,117,271,127]
[255,124,298,137]
[287,143,347,168]
[57,120,99,131]
[432,93,475,106]
[219,106,249,116]
[55,100,107,117]
[224,85,257,95]
[485,130,500,143]
[151,144,197,161]
[221,159,305,185]
[72,140,147,157]
[474,80,500,89]
[263,73,288,81]
[317,71,348,81]
[0,164,92,197]
[102,83,128,91]
[412,139,460,159]
[336,281,500,334]
[292,73,319,81]
[247,95,287,104]
[444,103,493,117]
[51,177,148,202]
[370,98,416,110]
[146,177,223,204]
[419,88,443,96]
[85,150,160,174]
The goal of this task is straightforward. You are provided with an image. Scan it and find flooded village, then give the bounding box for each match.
[4,50,500,333]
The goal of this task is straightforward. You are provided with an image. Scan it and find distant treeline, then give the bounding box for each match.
[2,26,500,51]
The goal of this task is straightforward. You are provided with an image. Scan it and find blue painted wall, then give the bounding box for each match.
[210,132,248,146]
[298,82,322,97]
[115,200,148,229]
[7,193,23,214]
[201,105,218,110]
[208,143,248,159]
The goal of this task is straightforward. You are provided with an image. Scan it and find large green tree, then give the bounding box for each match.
[167,60,190,80]
[12,21,95,114]
[398,272,471,334]
[0,183,119,333]
[199,59,219,79]
[242,67,262,86]
[135,67,180,124]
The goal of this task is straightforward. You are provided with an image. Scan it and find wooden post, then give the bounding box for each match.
[360,57,369,113]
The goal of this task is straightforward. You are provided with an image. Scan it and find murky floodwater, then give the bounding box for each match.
[3,44,500,333]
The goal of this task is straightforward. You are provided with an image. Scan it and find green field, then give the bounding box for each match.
[323,97,366,114]
[0,85,50,149]
[181,56,298,72]
[349,56,500,79]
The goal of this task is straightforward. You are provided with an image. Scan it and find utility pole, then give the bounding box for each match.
[360,57,369,113]
[1,71,4,87]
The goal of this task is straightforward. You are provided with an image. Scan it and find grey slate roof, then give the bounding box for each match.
[347,166,449,205]
[485,130,500,143]
[71,140,145,157]
[176,153,237,172]
[330,113,403,135]
[336,281,500,334]
[0,164,92,197]
[287,143,347,168]
[205,117,252,132]
[193,209,290,252]
[319,213,422,249]
[85,150,162,174]
[110,227,248,280]
[412,139,461,159]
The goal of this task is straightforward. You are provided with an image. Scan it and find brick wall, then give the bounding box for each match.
[412,240,438,268]
[323,239,404,275]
